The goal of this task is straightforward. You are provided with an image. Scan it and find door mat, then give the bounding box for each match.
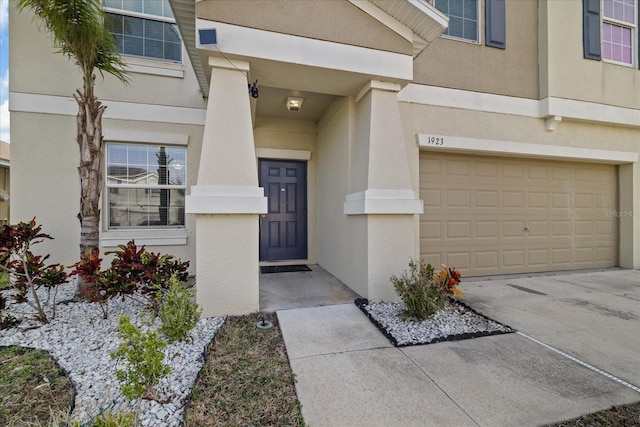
[260,265,312,274]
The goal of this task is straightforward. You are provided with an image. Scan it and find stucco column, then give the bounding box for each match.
[186,57,267,317]
[345,81,423,302]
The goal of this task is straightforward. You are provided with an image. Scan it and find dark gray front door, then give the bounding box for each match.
[259,160,307,261]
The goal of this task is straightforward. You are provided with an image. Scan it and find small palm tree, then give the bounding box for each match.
[17,0,128,262]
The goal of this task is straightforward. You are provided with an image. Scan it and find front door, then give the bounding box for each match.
[259,160,308,261]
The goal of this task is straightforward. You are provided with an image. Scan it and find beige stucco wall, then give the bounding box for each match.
[414,0,539,99]
[401,104,640,154]
[11,112,80,265]
[196,0,412,56]
[540,0,640,108]
[196,214,260,317]
[253,117,318,264]
[316,91,422,301]
[0,141,10,160]
[317,97,370,295]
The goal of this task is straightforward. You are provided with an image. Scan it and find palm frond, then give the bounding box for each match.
[17,0,129,84]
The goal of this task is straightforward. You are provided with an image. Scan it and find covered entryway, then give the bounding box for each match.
[259,159,308,261]
[178,0,448,316]
[420,152,618,276]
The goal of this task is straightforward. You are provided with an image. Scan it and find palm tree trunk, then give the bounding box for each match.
[75,75,106,295]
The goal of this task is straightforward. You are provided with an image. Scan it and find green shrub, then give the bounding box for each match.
[0,219,69,323]
[391,260,463,321]
[111,315,170,402]
[43,407,136,427]
[72,241,190,317]
[157,276,201,342]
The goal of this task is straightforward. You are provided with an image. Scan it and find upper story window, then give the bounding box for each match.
[433,0,480,42]
[584,0,638,67]
[106,143,187,229]
[104,0,182,63]
[602,0,636,64]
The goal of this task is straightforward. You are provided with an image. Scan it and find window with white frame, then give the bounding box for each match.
[104,0,182,62]
[584,0,638,66]
[106,143,186,229]
[602,0,636,65]
[433,0,480,42]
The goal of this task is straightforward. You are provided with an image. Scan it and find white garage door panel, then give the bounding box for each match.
[419,153,618,276]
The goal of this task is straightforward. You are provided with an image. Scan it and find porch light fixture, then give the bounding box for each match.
[286,97,304,112]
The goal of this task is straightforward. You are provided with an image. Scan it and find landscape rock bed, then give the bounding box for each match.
[0,279,224,426]
[355,298,515,347]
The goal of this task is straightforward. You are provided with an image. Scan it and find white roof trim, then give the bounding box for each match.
[169,0,209,95]
[366,0,448,54]
[169,0,448,95]
[348,0,415,42]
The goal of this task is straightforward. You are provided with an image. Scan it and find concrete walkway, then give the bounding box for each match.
[277,269,640,426]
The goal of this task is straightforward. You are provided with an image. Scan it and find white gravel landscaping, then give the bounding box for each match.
[355,298,514,347]
[0,279,224,426]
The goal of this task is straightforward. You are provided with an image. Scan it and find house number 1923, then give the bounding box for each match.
[426,136,445,146]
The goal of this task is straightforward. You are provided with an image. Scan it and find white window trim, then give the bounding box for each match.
[430,0,481,44]
[601,0,638,67]
[104,5,184,66]
[124,56,185,79]
[100,235,187,248]
[103,7,176,24]
[105,141,188,231]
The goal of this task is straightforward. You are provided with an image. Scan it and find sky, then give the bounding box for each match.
[0,0,9,143]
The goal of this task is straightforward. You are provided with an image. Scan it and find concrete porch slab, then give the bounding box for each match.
[260,264,360,312]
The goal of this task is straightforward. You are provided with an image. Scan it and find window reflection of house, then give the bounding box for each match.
[106,144,186,228]
[0,141,9,226]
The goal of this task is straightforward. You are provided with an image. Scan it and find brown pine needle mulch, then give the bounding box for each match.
[185,313,305,427]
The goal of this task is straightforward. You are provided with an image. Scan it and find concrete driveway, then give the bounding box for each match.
[278,268,640,427]
[463,268,640,387]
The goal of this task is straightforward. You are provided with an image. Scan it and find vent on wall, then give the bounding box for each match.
[198,29,217,45]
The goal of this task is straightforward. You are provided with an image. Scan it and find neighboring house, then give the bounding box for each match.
[0,141,9,225]
[8,0,640,317]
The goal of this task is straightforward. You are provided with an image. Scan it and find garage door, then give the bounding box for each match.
[419,152,618,276]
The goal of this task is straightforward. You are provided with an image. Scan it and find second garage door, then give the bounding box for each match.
[419,152,618,276]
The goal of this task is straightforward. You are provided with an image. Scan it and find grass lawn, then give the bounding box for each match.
[0,345,74,426]
[0,272,10,290]
[546,402,640,426]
